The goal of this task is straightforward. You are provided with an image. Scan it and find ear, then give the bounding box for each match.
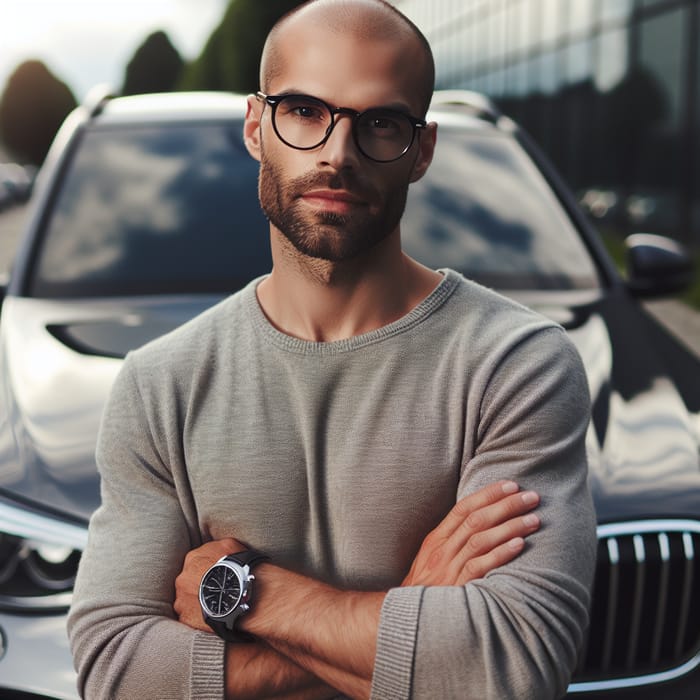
[244,94,263,162]
[409,122,437,183]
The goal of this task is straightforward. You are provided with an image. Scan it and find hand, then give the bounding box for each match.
[402,480,540,587]
[173,537,244,631]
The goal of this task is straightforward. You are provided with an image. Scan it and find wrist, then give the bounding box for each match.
[240,564,320,640]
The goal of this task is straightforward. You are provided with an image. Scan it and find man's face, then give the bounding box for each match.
[252,21,433,263]
[258,132,411,262]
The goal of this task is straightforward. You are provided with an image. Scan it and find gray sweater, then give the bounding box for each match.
[68,269,596,699]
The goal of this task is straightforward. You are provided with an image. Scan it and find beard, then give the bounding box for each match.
[258,146,409,262]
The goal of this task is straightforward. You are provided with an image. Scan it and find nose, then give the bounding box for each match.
[317,112,360,170]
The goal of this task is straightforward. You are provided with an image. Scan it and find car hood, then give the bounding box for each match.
[531,290,700,523]
[0,290,698,525]
[0,295,225,521]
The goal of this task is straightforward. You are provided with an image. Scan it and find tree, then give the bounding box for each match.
[179,0,302,93]
[122,30,184,96]
[0,60,77,165]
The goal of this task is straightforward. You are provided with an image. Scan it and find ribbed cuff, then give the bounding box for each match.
[370,586,424,700]
[190,631,225,699]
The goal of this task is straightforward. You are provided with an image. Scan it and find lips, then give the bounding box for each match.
[303,188,364,203]
[300,188,367,213]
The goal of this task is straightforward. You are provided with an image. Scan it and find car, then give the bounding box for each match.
[0,87,698,699]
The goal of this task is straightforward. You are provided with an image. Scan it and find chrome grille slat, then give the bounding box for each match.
[600,537,619,671]
[674,532,695,658]
[650,532,670,665]
[569,519,700,694]
[626,534,646,669]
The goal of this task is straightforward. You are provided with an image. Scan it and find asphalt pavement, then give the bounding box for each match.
[644,298,700,357]
[0,202,699,356]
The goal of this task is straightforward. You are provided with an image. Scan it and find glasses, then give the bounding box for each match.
[256,91,426,163]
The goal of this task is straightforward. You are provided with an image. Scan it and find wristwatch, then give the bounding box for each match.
[198,550,268,642]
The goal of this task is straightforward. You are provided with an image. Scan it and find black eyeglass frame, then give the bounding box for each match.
[256,91,427,163]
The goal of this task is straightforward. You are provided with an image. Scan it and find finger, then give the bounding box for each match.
[440,490,539,561]
[459,513,540,562]
[458,537,529,584]
[432,481,521,540]
[183,538,241,575]
[460,490,539,537]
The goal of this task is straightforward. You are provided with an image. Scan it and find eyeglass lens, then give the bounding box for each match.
[271,95,416,162]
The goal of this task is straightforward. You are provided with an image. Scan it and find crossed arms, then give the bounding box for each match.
[68,319,596,699]
[173,481,542,699]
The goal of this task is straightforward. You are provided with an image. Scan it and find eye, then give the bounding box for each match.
[359,111,407,138]
[370,117,399,131]
[280,97,327,122]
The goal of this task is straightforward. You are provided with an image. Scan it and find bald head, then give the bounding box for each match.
[260,0,435,115]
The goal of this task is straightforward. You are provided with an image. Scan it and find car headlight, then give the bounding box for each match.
[0,499,87,612]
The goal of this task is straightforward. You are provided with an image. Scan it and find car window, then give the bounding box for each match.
[30,121,271,297]
[30,119,599,298]
[403,126,600,290]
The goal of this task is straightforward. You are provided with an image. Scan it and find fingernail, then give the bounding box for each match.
[508,537,525,550]
[521,491,539,505]
[523,514,539,527]
[501,481,519,494]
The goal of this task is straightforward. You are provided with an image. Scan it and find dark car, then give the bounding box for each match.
[0,89,698,699]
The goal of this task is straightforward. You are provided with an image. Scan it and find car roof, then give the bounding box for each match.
[81,88,502,132]
[91,91,250,126]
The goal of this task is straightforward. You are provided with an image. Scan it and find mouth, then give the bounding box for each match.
[300,189,367,214]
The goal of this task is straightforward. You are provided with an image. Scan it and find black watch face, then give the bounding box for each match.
[201,564,242,617]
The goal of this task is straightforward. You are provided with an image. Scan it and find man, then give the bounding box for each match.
[68,0,596,698]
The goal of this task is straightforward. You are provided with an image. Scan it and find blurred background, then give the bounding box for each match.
[1,0,699,310]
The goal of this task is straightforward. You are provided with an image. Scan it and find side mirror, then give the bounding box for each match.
[625,233,694,298]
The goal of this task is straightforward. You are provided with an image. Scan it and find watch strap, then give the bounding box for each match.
[226,550,269,569]
[207,617,255,643]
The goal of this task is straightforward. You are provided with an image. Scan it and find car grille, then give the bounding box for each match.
[569,520,700,693]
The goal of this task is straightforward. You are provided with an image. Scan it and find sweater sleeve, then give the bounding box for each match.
[67,357,226,699]
[370,326,597,700]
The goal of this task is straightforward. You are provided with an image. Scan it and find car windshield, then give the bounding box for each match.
[403,125,599,290]
[31,122,270,297]
[30,119,599,298]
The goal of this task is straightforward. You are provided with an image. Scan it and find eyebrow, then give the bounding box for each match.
[270,89,415,115]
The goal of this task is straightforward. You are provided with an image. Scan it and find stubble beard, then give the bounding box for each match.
[258,147,409,263]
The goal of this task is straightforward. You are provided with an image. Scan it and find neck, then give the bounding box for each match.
[256,228,441,342]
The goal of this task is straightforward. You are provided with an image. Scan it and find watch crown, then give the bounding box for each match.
[240,603,250,613]
[248,573,256,581]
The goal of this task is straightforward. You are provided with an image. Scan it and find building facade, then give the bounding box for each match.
[395,0,700,247]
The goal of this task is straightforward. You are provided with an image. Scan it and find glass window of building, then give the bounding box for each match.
[640,0,674,9]
[638,7,685,129]
[507,0,533,56]
[594,26,629,92]
[600,0,635,26]
[488,1,506,68]
[566,38,592,86]
[634,6,687,235]
[568,0,596,39]
[540,0,562,47]
[536,49,562,95]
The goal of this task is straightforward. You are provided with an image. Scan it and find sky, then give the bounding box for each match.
[0,0,229,100]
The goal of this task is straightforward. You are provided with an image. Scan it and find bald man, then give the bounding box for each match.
[68,1,596,698]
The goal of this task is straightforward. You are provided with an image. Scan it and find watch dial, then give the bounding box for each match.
[201,565,242,616]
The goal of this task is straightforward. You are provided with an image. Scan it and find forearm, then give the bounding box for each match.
[176,486,545,699]
[225,642,337,700]
[241,565,385,700]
